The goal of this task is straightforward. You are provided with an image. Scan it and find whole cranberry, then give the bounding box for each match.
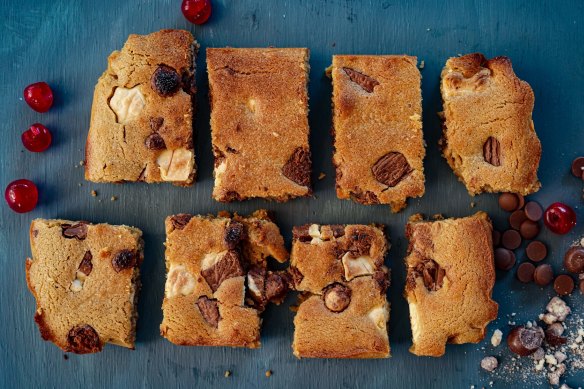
[23,82,54,113]
[181,0,212,25]
[22,123,52,152]
[5,179,38,213]
[544,202,576,234]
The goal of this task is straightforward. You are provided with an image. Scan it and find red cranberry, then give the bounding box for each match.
[23,82,54,113]
[5,179,38,213]
[22,123,52,152]
[544,202,576,234]
[181,0,212,25]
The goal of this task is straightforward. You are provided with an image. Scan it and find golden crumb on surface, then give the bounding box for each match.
[90,190,97,197]
[265,370,272,377]
[418,60,425,69]
[111,196,117,201]
[224,370,231,378]
[470,202,476,208]
[79,160,85,166]
[318,172,326,180]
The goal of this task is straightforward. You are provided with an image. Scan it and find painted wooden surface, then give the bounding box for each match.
[1,0,583,387]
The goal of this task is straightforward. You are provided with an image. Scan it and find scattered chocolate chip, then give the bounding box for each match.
[196,296,220,327]
[571,156,584,178]
[282,147,311,187]
[265,271,291,302]
[111,250,137,272]
[67,325,102,354]
[323,283,351,312]
[545,322,567,346]
[526,241,547,262]
[507,325,544,356]
[61,222,89,240]
[534,264,554,286]
[347,229,373,257]
[483,136,501,166]
[502,230,521,250]
[224,221,244,250]
[371,152,413,187]
[170,214,193,230]
[516,194,525,209]
[524,201,543,221]
[201,250,244,292]
[78,251,93,276]
[517,262,535,283]
[564,246,584,274]
[554,275,574,296]
[145,133,166,150]
[342,67,379,92]
[492,230,501,247]
[495,248,516,270]
[151,65,181,96]
[499,193,519,212]
[509,210,527,231]
[149,117,164,132]
[520,220,540,240]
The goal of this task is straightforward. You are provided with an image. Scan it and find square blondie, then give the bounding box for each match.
[26,219,143,354]
[440,53,541,195]
[290,223,390,358]
[160,210,290,347]
[86,29,197,185]
[330,55,425,212]
[207,48,312,202]
[404,212,498,357]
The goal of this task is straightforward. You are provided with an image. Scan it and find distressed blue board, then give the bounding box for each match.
[1,0,583,388]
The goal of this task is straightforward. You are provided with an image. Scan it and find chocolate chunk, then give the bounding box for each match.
[181,69,196,95]
[554,275,574,296]
[492,230,501,247]
[571,156,584,178]
[545,323,567,346]
[342,67,379,93]
[151,65,181,97]
[292,225,312,242]
[507,325,544,356]
[483,136,501,166]
[282,147,311,187]
[524,201,543,222]
[330,224,345,238]
[265,271,291,302]
[78,251,93,276]
[526,241,547,262]
[246,266,267,305]
[373,269,390,294]
[67,325,102,354]
[347,229,373,257]
[499,193,519,212]
[534,264,554,286]
[201,250,244,292]
[564,246,584,274]
[517,262,535,283]
[509,210,527,230]
[520,220,540,240]
[196,296,220,328]
[170,214,193,230]
[351,190,380,204]
[323,283,351,312]
[288,266,304,288]
[224,221,244,250]
[61,222,89,240]
[149,117,164,132]
[410,259,446,291]
[494,248,516,271]
[145,133,166,150]
[502,229,521,250]
[371,152,412,187]
[516,193,525,209]
[111,250,137,272]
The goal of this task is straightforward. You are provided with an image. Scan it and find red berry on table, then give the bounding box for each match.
[544,202,576,234]
[21,123,52,152]
[5,179,38,213]
[23,82,54,113]
[181,0,212,25]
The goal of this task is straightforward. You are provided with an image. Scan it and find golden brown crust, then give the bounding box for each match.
[404,212,498,357]
[207,48,312,201]
[26,219,143,354]
[440,53,541,195]
[331,55,425,212]
[86,29,197,185]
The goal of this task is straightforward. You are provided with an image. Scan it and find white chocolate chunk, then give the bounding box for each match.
[109,86,145,124]
[70,279,83,292]
[165,264,196,298]
[157,148,194,182]
[341,252,375,280]
[201,252,225,271]
[308,224,320,238]
[368,306,388,330]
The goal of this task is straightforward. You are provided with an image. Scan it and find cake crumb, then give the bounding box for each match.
[491,329,503,347]
[111,196,117,202]
[318,172,326,180]
[224,370,231,378]
[418,60,425,69]
[265,370,272,378]
[90,190,97,197]
[470,201,476,208]
[63,354,68,360]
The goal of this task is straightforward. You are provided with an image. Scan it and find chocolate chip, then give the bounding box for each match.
[534,264,554,286]
[149,117,164,132]
[545,323,567,346]
[495,248,516,271]
[201,250,244,292]
[151,65,181,96]
[323,283,351,312]
[509,210,527,230]
[342,67,379,93]
[571,156,584,178]
[347,229,373,257]
[483,136,501,166]
[499,193,519,212]
[564,246,584,274]
[224,221,244,250]
[196,296,220,328]
[554,275,574,296]
[507,325,544,356]
[78,251,93,276]
[524,201,543,221]
[517,262,535,283]
[492,230,501,247]
[502,230,521,250]
[516,194,525,209]
[371,152,413,187]
[111,250,137,272]
[246,266,267,308]
[282,147,311,187]
[62,222,89,240]
[67,325,102,354]
[526,241,547,262]
[265,271,291,302]
[519,220,540,240]
[145,133,166,150]
[410,259,446,291]
[170,214,193,230]
[292,225,312,242]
